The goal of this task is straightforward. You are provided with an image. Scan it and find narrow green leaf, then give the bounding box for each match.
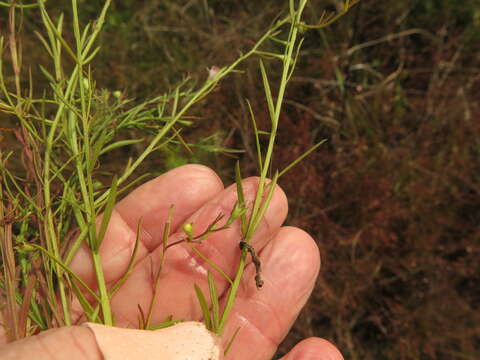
[28,244,99,302]
[269,37,288,46]
[0,1,39,8]
[250,171,279,233]
[171,87,180,119]
[38,1,77,62]
[278,139,326,178]
[110,219,142,296]
[255,50,285,61]
[259,59,275,124]
[34,31,53,58]
[83,0,112,57]
[149,318,183,330]
[287,37,305,82]
[224,327,241,356]
[246,100,263,174]
[172,127,193,154]
[83,46,101,64]
[38,65,55,84]
[80,23,92,49]
[69,278,98,322]
[93,173,149,210]
[162,206,174,253]
[194,284,212,331]
[143,207,174,329]
[234,161,248,235]
[99,139,144,156]
[186,243,233,285]
[208,271,220,332]
[95,175,118,251]
[89,306,101,324]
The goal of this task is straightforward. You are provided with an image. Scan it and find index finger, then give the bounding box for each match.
[69,164,224,286]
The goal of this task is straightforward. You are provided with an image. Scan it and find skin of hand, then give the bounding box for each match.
[0,164,344,360]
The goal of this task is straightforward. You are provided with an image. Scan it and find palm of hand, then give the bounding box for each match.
[68,165,339,360]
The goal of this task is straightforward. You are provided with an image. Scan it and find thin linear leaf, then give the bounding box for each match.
[246,100,263,173]
[172,126,193,154]
[0,1,39,8]
[287,37,305,82]
[83,45,101,64]
[224,327,241,356]
[144,206,174,329]
[149,318,183,331]
[186,243,233,285]
[194,284,212,331]
[234,161,248,235]
[255,50,285,61]
[37,1,77,62]
[29,244,99,302]
[250,170,279,234]
[68,277,99,323]
[170,86,180,119]
[259,59,275,123]
[94,175,118,251]
[99,138,144,156]
[80,23,92,48]
[278,139,327,178]
[110,218,142,296]
[208,271,220,332]
[269,37,288,46]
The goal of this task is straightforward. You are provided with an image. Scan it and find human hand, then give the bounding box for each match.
[0,164,343,360]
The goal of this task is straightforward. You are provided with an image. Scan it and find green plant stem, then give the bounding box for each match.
[91,251,113,325]
[94,15,291,207]
[218,2,308,334]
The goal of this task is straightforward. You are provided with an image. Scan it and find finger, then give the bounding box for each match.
[69,164,224,286]
[278,338,344,360]
[0,322,222,360]
[110,177,288,326]
[0,326,101,360]
[221,226,320,360]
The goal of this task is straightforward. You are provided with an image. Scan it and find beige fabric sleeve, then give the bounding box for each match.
[84,321,222,360]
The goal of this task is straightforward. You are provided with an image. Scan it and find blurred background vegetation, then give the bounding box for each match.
[1,0,479,359]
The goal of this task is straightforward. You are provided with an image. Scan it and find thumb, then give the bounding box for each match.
[279,338,344,360]
[0,321,222,360]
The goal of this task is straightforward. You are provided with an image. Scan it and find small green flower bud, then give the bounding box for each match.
[182,223,193,238]
[82,77,90,90]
